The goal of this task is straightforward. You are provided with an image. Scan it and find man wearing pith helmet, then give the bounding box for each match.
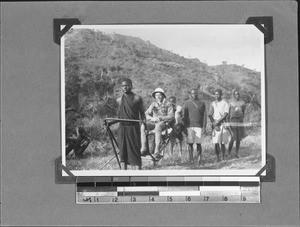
[140,88,174,159]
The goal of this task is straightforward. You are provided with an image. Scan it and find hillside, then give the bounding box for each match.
[64,28,262,140]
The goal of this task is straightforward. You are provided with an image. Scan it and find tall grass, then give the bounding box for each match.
[66,127,262,171]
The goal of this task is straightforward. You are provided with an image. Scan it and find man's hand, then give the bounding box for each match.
[212,122,218,128]
[152,116,160,122]
[214,125,221,132]
[68,133,81,140]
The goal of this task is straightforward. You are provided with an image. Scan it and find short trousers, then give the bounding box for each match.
[212,125,229,144]
[187,127,202,144]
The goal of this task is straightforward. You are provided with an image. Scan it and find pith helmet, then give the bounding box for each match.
[152,88,166,99]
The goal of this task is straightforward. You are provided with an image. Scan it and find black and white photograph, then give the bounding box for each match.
[2,1,299,225]
[61,24,266,176]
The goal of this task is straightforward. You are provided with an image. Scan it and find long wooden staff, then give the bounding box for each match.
[105,118,146,123]
[104,120,121,169]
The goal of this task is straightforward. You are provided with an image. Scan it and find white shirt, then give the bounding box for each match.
[210,99,230,121]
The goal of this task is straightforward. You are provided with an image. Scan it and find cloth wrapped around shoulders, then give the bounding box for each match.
[228,99,247,141]
[229,100,246,119]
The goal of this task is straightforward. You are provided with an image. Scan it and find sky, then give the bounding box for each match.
[71,24,264,73]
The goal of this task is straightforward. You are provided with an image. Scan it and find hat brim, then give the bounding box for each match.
[152,91,166,99]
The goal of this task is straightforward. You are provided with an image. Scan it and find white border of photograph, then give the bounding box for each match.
[61,24,266,177]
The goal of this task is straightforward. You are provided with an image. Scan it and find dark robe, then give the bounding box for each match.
[229,100,247,141]
[117,93,141,166]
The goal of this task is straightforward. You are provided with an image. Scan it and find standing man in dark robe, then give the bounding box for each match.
[116,78,146,170]
[228,89,247,158]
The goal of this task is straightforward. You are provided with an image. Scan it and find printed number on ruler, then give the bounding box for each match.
[222,196,228,201]
[204,196,209,201]
[112,197,120,202]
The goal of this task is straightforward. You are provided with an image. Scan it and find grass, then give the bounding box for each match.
[66,127,262,171]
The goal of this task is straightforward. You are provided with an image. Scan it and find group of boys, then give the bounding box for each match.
[117,78,234,170]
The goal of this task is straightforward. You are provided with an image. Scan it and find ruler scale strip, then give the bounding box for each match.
[76,177,261,204]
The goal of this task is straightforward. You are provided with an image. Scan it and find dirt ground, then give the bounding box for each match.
[66,128,262,171]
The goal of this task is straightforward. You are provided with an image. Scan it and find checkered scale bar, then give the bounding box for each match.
[76,176,260,204]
